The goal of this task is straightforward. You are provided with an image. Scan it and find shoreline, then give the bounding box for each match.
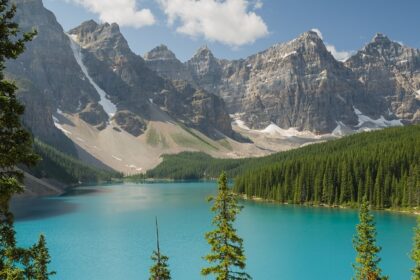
[237,194,420,217]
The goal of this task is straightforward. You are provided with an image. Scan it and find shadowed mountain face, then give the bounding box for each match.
[145,32,420,134]
[7,0,105,154]
[8,0,235,143]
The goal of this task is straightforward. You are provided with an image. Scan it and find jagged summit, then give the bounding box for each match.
[371,33,391,44]
[68,20,129,53]
[351,32,405,60]
[301,30,323,40]
[78,19,99,29]
[192,45,215,58]
[144,44,177,61]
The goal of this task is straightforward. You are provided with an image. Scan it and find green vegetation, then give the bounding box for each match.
[171,122,219,151]
[0,1,54,278]
[217,139,233,151]
[146,127,160,146]
[149,218,171,280]
[234,125,419,209]
[146,152,246,180]
[148,125,419,209]
[146,127,168,148]
[352,198,387,280]
[413,218,420,280]
[202,172,251,280]
[29,138,123,184]
[29,234,55,280]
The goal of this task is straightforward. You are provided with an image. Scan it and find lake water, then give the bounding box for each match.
[12,182,416,280]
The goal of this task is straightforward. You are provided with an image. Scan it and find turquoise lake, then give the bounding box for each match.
[12,182,416,280]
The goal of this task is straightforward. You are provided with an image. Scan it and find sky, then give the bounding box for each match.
[44,0,420,62]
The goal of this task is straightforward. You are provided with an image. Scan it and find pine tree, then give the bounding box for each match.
[352,197,387,280]
[149,218,171,280]
[31,234,55,280]
[202,172,251,280]
[412,218,420,280]
[0,0,38,275]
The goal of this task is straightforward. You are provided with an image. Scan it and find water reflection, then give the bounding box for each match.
[11,197,78,221]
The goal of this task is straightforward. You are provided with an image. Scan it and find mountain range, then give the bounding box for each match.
[6,0,420,174]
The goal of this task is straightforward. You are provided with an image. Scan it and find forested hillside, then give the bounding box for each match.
[147,126,420,209]
[234,127,419,209]
[27,139,122,184]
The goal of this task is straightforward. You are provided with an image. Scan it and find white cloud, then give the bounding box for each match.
[158,0,269,47]
[311,28,353,62]
[311,28,323,40]
[325,45,354,62]
[66,0,156,28]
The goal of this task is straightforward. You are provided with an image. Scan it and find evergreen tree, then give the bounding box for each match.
[412,218,420,280]
[149,218,171,280]
[352,197,387,280]
[31,234,55,280]
[0,0,38,275]
[202,172,251,280]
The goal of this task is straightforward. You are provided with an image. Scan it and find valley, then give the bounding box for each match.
[7,0,419,181]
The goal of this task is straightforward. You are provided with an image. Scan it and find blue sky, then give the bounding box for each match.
[44,0,420,62]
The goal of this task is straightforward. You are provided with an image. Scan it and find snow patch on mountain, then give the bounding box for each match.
[67,34,117,117]
[332,122,346,136]
[52,109,72,135]
[354,107,403,128]
[260,123,320,138]
[232,117,320,138]
[416,89,420,100]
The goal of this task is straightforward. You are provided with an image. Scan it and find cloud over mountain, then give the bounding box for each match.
[66,0,155,28]
[158,0,269,47]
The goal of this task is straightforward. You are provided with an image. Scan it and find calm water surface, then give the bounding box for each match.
[12,182,416,280]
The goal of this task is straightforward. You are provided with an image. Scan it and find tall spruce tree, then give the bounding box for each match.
[412,218,420,280]
[31,234,55,280]
[149,218,171,280]
[352,197,387,280]
[202,172,251,280]
[0,0,38,277]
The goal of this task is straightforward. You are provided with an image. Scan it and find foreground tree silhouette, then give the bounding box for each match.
[412,218,420,280]
[0,0,39,277]
[31,234,55,280]
[149,218,171,280]
[352,197,388,280]
[202,172,251,280]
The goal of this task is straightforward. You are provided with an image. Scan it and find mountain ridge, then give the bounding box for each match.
[6,0,420,174]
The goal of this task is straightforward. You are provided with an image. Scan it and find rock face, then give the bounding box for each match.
[68,20,235,138]
[144,45,193,82]
[217,31,361,133]
[6,0,104,154]
[7,0,235,148]
[146,31,419,133]
[345,34,420,123]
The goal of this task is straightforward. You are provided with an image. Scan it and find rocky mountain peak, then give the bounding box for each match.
[301,30,322,41]
[186,45,221,83]
[192,45,215,61]
[68,20,129,53]
[144,44,177,61]
[371,33,391,44]
[356,33,404,60]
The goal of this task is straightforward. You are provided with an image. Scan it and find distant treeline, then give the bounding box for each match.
[28,139,123,184]
[146,126,420,209]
